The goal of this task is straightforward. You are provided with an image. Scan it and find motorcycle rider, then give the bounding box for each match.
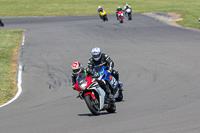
[0,18,4,27]
[71,61,114,102]
[124,3,131,15]
[124,3,131,11]
[88,47,123,91]
[116,6,123,20]
[97,6,104,19]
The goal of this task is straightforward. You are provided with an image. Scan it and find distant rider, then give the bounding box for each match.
[124,3,131,11]
[0,19,4,27]
[87,47,123,90]
[116,6,123,20]
[71,61,114,102]
[124,3,131,15]
[97,6,104,19]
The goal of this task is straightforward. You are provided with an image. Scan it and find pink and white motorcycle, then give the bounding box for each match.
[117,10,124,23]
[74,73,116,115]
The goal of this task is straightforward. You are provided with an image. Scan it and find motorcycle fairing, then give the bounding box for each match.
[84,92,95,100]
[86,86,105,110]
[126,8,132,13]
[100,10,106,16]
[74,81,82,91]
[98,66,118,89]
[85,76,92,89]
[74,74,92,91]
[93,86,106,110]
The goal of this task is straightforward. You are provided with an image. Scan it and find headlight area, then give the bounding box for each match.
[80,82,87,90]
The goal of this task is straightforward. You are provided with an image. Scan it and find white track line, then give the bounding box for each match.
[0,34,25,108]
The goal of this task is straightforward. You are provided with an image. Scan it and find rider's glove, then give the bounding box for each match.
[93,73,99,78]
[72,85,75,90]
[107,69,112,74]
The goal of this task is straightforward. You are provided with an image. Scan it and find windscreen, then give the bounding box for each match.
[76,73,86,83]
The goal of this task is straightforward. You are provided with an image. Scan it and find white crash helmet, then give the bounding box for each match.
[98,6,102,9]
[126,3,129,6]
[91,47,102,61]
[118,6,121,9]
[71,61,82,75]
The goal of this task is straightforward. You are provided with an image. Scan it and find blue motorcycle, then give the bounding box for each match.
[93,65,123,101]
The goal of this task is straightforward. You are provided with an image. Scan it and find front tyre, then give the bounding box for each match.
[120,17,123,23]
[84,95,100,115]
[103,16,106,21]
[106,17,108,21]
[103,15,108,21]
[128,14,132,20]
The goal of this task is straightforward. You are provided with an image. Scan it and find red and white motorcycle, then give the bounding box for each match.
[117,10,124,23]
[74,73,116,115]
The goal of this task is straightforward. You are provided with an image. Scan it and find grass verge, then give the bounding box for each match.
[0,0,200,29]
[0,30,23,105]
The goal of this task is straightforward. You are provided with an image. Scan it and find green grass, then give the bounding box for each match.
[0,30,23,105]
[0,0,200,28]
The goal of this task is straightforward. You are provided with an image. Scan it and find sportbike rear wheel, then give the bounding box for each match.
[84,95,100,115]
[103,16,106,21]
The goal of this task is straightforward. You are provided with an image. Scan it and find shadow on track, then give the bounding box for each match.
[78,112,117,117]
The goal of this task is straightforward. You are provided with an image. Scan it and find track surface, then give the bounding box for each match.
[1,15,200,133]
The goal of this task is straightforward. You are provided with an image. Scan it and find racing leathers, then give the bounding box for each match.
[124,6,131,15]
[97,8,104,19]
[88,53,122,89]
[124,5,131,11]
[116,7,123,20]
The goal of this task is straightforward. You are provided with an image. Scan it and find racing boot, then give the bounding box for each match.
[108,93,115,103]
[116,14,119,20]
[104,85,115,103]
[118,80,123,91]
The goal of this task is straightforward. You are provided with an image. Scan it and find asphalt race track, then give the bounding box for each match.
[1,15,200,133]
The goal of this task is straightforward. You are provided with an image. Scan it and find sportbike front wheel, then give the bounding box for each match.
[128,14,132,20]
[84,95,100,115]
[103,17,106,21]
[105,16,108,21]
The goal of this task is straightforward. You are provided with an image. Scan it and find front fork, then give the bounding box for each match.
[77,92,83,99]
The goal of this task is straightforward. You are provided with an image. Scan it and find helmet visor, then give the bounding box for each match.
[93,54,100,59]
[73,68,81,74]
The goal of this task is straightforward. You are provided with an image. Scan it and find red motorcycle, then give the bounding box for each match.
[117,10,124,23]
[74,73,116,115]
